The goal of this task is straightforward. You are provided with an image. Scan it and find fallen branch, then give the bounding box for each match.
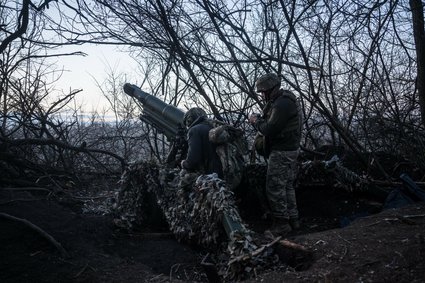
[274,239,313,269]
[74,263,89,278]
[126,232,174,239]
[0,212,69,258]
[70,194,115,200]
[1,137,127,170]
[402,214,425,219]
[278,239,309,252]
[0,198,47,205]
[2,187,52,193]
[227,236,282,265]
[366,217,413,227]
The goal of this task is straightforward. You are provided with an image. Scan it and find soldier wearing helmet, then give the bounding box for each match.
[249,73,302,236]
[180,107,223,177]
[255,73,281,101]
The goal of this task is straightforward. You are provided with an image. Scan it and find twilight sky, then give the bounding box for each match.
[52,44,138,115]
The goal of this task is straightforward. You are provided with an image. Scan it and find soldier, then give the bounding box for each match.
[180,107,223,178]
[249,73,302,236]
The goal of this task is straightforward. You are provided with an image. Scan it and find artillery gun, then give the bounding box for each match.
[123,83,189,167]
[123,83,185,141]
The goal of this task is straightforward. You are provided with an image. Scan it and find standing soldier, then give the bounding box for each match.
[249,73,302,236]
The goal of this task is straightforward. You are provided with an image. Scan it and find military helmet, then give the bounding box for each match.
[255,73,281,93]
[183,107,207,127]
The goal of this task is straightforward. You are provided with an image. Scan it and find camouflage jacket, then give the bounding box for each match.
[254,89,302,154]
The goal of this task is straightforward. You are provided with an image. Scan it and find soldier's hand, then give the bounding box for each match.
[249,113,259,124]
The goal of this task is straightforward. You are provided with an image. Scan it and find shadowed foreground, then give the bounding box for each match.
[1,177,424,282]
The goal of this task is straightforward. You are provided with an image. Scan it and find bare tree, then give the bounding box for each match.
[0,0,59,54]
[410,0,425,126]
[2,0,424,181]
[0,2,128,187]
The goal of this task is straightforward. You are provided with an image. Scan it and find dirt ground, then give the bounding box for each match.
[1,179,425,283]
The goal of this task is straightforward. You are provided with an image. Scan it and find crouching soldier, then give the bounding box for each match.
[179,107,223,187]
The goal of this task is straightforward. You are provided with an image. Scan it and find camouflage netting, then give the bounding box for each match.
[112,161,162,229]
[299,155,370,191]
[113,161,286,281]
[161,171,247,246]
[111,156,368,280]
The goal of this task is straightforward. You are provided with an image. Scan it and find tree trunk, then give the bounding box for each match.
[410,0,425,126]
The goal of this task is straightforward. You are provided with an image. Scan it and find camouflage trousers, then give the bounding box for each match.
[266,149,299,220]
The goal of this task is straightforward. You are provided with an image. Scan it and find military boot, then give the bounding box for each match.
[264,218,292,238]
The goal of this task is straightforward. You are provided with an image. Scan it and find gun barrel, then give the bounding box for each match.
[124,83,185,139]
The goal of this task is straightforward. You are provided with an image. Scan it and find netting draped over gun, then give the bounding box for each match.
[122,83,247,239]
[123,83,188,167]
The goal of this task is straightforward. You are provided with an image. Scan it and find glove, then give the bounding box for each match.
[249,113,260,124]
